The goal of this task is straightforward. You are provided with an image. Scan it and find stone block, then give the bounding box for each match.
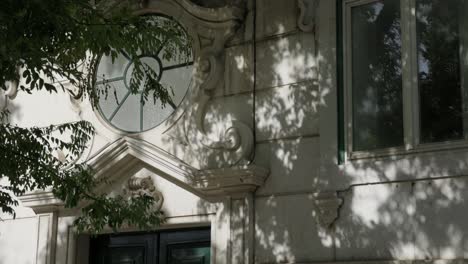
[256,32,317,90]
[256,0,299,38]
[413,178,468,259]
[204,93,253,137]
[255,81,319,141]
[335,182,416,260]
[255,136,320,195]
[223,44,254,97]
[255,194,334,263]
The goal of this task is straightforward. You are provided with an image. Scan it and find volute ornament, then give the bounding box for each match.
[297,0,319,33]
[1,68,19,111]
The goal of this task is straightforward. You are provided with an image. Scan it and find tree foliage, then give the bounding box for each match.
[0,0,191,233]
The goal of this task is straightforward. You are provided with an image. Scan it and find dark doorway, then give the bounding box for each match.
[90,228,211,264]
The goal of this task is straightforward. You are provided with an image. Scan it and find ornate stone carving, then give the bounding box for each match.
[123,176,164,210]
[297,0,319,32]
[313,192,343,229]
[1,74,19,111]
[176,0,253,168]
[4,80,18,100]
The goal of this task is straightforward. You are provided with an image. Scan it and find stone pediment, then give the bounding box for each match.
[20,137,269,213]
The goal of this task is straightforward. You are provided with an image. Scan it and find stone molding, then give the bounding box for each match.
[174,0,245,22]
[19,191,63,213]
[19,137,269,213]
[297,0,319,32]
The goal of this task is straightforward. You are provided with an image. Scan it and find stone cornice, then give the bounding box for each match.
[192,165,269,197]
[19,190,63,213]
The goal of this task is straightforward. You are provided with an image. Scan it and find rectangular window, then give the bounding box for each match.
[341,0,468,158]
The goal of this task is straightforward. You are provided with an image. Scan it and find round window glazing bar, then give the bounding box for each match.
[94,15,194,133]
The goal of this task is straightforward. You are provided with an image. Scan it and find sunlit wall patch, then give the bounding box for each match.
[94,15,193,133]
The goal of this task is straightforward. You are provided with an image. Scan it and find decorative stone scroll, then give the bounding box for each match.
[297,0,319,32]
[123,176,164,211]
[313,191,343,229]
[179,0,254,168]
[1,76,18,111]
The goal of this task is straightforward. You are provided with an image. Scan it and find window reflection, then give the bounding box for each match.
[351,0,404,151]
[417,0,465,143]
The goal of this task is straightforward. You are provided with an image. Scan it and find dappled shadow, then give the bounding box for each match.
[5,0,468,263]
[335,173,468,260]
[156,0,468,263]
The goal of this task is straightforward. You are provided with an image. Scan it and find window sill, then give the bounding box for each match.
[347,139,468,161]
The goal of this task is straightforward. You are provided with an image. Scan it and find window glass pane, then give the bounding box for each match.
[111,93,141,132]
[351,0,404,151]
[417,0,465,143]
[97,80,128,120]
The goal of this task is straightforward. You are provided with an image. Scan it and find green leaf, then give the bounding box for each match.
[44,83,57,93]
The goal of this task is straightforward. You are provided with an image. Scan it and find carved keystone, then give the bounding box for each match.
[123,176,164,210]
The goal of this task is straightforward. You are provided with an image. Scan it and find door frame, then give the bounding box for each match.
[89,227,211,264]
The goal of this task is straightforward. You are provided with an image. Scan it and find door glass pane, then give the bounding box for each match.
[417,0,465,143]
[167,243,210,264]
[351,0,404,151]
[109,247,145,264]
[90,229,210,264]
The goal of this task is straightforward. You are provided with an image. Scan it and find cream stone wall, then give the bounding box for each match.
[0,217,39,263]
[251,0,323,262]
[2,0,468,263]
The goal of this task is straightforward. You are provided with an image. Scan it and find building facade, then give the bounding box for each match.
[1,0,468,263]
